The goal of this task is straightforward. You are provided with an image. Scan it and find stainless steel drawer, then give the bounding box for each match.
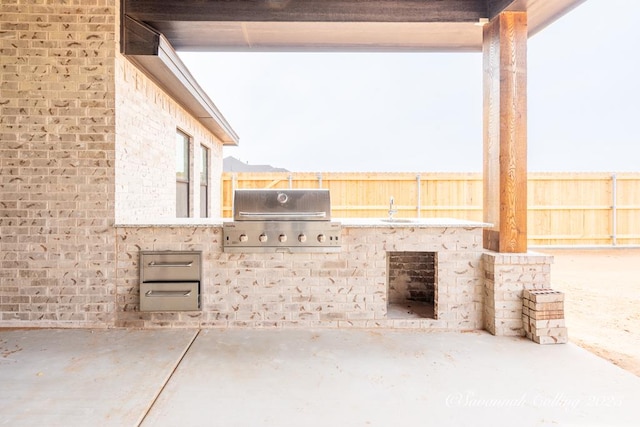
[140,251,201,282]
[140,282,199,312]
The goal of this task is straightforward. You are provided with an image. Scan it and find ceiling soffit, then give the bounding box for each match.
[122,0,586,52]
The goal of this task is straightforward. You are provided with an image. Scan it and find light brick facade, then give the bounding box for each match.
[1,0,118,326]
[482,252,554,336]
[1,0,223,327]
[1,1,555,334]
[115,225,486,330]
[115,57,224,223]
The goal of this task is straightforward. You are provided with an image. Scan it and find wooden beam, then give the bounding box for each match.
[482,11,528,253]
[124,0,486,23]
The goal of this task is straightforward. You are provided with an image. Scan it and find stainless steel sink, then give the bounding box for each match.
[380,218,416,223]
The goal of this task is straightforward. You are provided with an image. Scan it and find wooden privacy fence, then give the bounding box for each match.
[221,172,640,246]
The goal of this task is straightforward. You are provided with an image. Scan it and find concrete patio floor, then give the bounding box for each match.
[1,329,639,427]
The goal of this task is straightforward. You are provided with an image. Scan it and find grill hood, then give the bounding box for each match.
[233,189,331,221]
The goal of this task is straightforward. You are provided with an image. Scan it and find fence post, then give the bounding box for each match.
[416,174,421,218]
[231,173,237,217]
[317,173,323,188]
[288,174,293,188]
[612,173,617,246]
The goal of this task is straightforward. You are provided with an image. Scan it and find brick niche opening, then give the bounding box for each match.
[387,251,437,319]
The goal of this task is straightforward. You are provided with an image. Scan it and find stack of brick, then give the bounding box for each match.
[522,289,568,344]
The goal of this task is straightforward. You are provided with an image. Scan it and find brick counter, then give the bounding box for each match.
[115,220,487,330]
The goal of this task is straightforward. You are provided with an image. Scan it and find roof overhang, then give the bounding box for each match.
[123,0,588,52]
[120,0,587,147]
[122,16,239,145]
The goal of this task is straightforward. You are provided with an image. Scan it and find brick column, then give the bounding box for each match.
[482,252,553,336]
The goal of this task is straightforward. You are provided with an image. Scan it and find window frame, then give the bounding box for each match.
[200,144,209,218]
[176,129,192,218]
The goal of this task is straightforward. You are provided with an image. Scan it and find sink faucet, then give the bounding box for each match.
[388,196,397,219]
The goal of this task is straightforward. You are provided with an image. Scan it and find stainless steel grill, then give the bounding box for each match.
[223,189,341,253]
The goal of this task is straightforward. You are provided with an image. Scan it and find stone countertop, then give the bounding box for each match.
[115,218,491,228]
[337,218,492,228]
[115,218,225,227]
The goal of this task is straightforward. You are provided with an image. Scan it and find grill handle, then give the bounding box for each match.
[238,211,326,218]
[145,290,192,297]
[148,261,194,267]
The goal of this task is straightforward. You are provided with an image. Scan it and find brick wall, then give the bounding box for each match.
[114,57,224,223]
[388,252,436,303]
[115,225,485,330]
[1,0,225,327]
[1,0,117,326]
[483,252,553,336]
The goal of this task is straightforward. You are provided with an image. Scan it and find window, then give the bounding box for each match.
[200,145,209,218]
[176,130,190,218]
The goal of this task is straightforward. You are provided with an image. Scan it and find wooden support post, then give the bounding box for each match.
[482,11,528,253]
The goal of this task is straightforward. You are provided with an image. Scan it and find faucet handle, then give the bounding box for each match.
[388,196,397,219]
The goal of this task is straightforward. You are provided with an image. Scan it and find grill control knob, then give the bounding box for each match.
[259,233,268,243]
[317,234,326,243]
[298,234,307,243]
[279,234,287,243]
[239,234,248,243]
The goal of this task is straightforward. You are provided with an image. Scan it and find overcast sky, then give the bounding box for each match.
[178,0,640,173]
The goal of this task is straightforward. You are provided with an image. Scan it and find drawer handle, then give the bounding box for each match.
[145,290,192,297]
[148,261,194,267]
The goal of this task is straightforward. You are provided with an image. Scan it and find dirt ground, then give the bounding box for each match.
[542,248,640,377]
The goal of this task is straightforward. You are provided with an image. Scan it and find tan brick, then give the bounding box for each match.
[533,334,568,345]
[528,309,564,320]
[531,301,564,311]
[534,327,568,337]
[530,318,566,329]
[528,289,564,303]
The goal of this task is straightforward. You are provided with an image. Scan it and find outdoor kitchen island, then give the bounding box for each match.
[115,217,541,332]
